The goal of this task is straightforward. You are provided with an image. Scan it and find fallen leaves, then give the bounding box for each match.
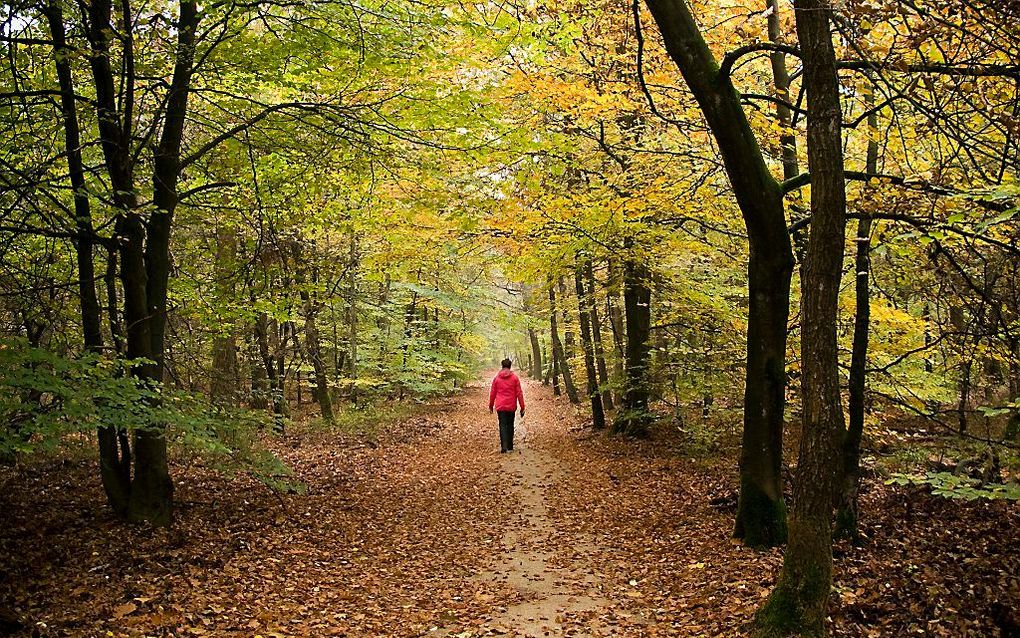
[0,380,1017,637]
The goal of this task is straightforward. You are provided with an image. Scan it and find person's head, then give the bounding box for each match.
[501,358,512,369]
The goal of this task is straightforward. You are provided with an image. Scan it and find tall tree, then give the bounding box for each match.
[42,0,130,514]
[613,239,653,435]
[835,85,879,541]
[754,0,847,632]
[80,0,201,525]
[643,0,794,545]
[575,256,607,429]
[549,279,580,404]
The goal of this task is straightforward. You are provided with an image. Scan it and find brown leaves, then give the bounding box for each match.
[1,379,1017,637]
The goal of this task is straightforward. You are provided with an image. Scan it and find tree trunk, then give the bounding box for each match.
[950,305,971,433]
[44,0,133,516]
[613,240,652,436]
[302,293,334,423]
[400,289,419,400]
[249,324,269,410]
[755,0,847,633]
[1008,338,1020,441]
[529,328,543,380]
[104,248,125,355]
[560,277,576,362]
[585,259,614,410]
[835,86,879,542]
[644,0,794,547]
[524,287,545,380]
[347,236,359,405]
[575,258,606,429]
[77,0,200,525]
[210,227,239,406]
[255,312,288,426]
[549,280,578,403]
[607,258,627,398]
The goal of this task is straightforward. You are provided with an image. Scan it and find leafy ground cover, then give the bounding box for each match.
[1,379,1017,637]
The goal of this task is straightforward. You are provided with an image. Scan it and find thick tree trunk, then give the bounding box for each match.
[575,258,606,429]
[645,0,794,546]
[613,241,653,436]
[585,259,614,410]
[755,0,847,634]
[124,0,198,527]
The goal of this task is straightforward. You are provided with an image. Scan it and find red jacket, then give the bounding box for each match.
[489,369,525,413]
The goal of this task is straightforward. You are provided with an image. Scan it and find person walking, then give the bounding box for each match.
[489,358,525,453]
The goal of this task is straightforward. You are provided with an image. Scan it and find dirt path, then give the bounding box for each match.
[444,378,616,638]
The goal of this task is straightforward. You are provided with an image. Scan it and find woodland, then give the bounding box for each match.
[1,0,1019,635]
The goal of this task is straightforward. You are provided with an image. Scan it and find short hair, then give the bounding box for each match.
[501,358,512,369]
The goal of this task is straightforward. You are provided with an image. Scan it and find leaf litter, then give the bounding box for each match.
[1,379,1017,637]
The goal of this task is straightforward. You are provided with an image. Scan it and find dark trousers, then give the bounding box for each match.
[497,410,515,452]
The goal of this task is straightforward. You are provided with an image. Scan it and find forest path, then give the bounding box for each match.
[432,376,618,637]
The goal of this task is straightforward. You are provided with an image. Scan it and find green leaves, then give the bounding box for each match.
[886,472,1020,501]
[0,338,297,492]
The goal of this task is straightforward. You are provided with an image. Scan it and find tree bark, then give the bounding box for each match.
[755,0,847,633]
[529,328,543,380]
[524,287,545,381]
[560,277,576,362]
[606,258,627,397]
[575,258,606,429]
[302,293,334,424]
[549,279,578,403]
[613,240,653,436]
[44,0,131,516]
[645,0,794,546]
[835,86,879,542]
[210,227,239,406]
[585,259,614,410]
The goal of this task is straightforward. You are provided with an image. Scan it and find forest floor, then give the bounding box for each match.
[1,377,1018,637]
